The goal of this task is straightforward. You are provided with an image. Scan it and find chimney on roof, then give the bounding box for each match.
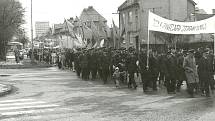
[213,9,215,14]
[88,6,93,9]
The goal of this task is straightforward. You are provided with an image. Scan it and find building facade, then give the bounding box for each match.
[80,6,111,47]
[80,6,107,30]
[35,22,50,38]
[194,9,215,43]
[118,0,196,49]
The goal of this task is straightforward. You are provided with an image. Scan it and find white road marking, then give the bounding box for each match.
[0,104,59,111]
[1,108,74,116]
[0,99,35,103]
[0,98,60,117]
[0,101,46,107]
[1,109,55,116]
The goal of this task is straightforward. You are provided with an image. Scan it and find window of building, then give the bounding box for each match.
[135,9,138,15]
[127,0,134,5]
[122,13,126,25]
[129,33,133,44]
[128,11,133,23]
[135,9,138,30]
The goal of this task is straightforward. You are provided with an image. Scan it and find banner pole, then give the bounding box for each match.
[147,10,150,69]
[147,27,150,69]
[214,33,215,57]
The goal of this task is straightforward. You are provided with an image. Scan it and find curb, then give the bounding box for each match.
[0,84,13,97]
[0,64,53,69]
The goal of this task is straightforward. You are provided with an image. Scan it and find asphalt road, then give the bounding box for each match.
[0,67,215,121]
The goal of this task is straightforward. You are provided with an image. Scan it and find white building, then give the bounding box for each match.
[35,22,50,38]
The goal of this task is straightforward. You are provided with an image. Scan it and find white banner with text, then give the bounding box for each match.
[148,11,215,34]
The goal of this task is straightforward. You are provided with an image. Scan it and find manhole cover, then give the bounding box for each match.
[0,75,11,77]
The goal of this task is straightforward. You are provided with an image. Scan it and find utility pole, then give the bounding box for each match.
[31,0,34,62]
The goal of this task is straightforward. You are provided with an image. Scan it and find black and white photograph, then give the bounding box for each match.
[0,0,215,120]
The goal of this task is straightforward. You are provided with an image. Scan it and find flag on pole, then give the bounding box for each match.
[112,20,120,48]
[64,19,76,38]
[98,19,107,39]
[105,24,111,38]
[100,39,105,48]
[112,20,119,37]
[90,21,100,47]
[81,22,93,40]
[91,21,100,38]
[92,41,98,48]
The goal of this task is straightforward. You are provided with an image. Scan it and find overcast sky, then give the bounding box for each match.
[19,0,215,38]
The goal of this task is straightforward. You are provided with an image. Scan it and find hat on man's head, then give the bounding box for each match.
[115,67,119,70]
[167,50,171,54]
[203,49,209,53]
[188,49,195,53]
[182,50,188,54]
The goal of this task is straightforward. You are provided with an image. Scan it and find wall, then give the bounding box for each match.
[187,0,195,21]
[171,0,187,21]
[119,0,195,48]
[139,0,195,44]
[119,1,140,48]
[139,0,170,44]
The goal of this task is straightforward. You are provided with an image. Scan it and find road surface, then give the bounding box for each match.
[0,67,215,121]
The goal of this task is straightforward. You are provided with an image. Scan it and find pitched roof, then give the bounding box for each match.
[196,13,214,21]
[118,0,127,11]
[118,0,139,11]
[188,0,197,5]
[80,6,107,22]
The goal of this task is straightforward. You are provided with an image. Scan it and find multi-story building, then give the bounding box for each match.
[35,22,50,38]
[193,8,215,43]
[80,6,108,39]
[118,0,196,49]
[80,6,107,28]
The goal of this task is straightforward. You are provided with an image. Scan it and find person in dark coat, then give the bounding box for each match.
[101,51,110,84]
[89,50,98,80]
[176,50,186,92]
[198,51,213,97]
[157,53,166,85]
[148,51,159,91]
[57,53,62,69]
[207,50,215,93]
[139,50,149,92]
[80,51,89,80]
[14,49,20,63]
[165,51,177,94]
[68,49,75,70]
[97,50,103,80]
[126,51,138,89]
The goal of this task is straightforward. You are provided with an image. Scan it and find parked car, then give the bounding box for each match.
[6,51,16,62]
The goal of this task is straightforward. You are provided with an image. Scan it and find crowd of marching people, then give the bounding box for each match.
[31,46,215,98]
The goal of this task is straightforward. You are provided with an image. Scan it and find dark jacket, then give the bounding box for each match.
[198,56,213,82]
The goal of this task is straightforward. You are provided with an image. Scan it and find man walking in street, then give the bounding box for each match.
[139,49,149,92]
[165,51,177,94]
[126,48,138,89]
[183,49,199,98]
[198,50,213,97]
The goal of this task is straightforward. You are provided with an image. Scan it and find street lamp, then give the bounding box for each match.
[31,0,35,62]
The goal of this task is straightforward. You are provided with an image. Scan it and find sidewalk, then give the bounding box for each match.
[0,58,52,69]
[0,84,12,96]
